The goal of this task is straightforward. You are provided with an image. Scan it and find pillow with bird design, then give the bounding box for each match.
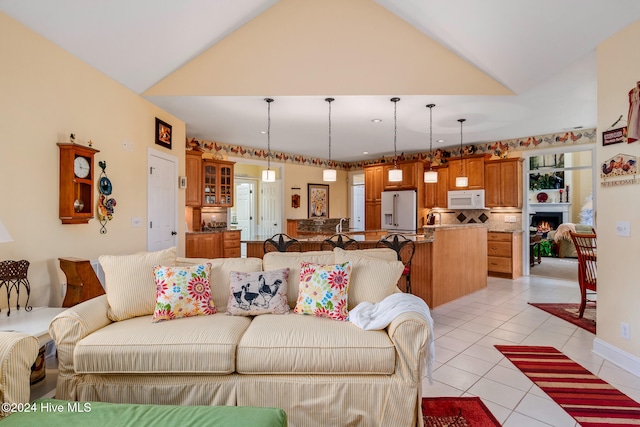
[227,268,290,316]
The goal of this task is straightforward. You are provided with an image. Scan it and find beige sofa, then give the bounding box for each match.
[49,247,431,427]
[0,332,39,417]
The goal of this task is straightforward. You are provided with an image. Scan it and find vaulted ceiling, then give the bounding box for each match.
[3,0,640,161]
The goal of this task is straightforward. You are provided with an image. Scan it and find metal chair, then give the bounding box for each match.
[263,233,302,253]
[376,234,415,294]
[569,232,597,318]
[0,260,32,316]
[321,233,360,251]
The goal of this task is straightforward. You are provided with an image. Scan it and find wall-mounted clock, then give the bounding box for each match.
[57,142,100,224]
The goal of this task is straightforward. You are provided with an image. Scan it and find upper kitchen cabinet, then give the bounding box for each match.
[203,159,235,207]
[424,166,449,208]
[364,165,384,202]
[185,151,203,207]
[447,155,487,190]
[484,157,523,208]
[382,161,423,190]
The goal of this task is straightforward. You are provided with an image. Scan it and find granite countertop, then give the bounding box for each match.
[186,228,233,234]
[487,229,524,233]
[423,223,489,230]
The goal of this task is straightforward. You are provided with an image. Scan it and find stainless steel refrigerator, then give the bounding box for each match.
[381,190,417,233]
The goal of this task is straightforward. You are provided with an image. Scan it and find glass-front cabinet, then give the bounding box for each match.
[202,159,235,207]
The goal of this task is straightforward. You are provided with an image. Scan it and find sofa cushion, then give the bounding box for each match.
[227,268,290,316]
[152,263,216,323]
[176,257,263,312]
[262,251,335,308]
[74,314,251,374]
[294,261,351,321]
[333,248,404,308]
[100,247,177,321]
[236,314,395,374]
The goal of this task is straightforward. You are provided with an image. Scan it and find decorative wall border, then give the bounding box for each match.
[187,128,596,170]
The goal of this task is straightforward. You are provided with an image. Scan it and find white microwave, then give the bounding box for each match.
[447,190,485,210]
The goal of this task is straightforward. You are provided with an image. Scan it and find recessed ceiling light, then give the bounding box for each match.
[363,151,369,155]
[259,131,267,134]
[371,119,382,123]
[437,139,445,143]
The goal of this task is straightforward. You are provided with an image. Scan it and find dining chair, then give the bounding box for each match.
[263,233,302,254]
[376,234,415,294]
[320,233,360,251]
[569,232,597,318]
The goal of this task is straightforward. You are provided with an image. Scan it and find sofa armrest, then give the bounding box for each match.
[387,311,430,382]
[0,332,39,416]
[48,295,112,400]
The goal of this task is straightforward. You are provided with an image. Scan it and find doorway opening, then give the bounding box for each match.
[350,173,365,231]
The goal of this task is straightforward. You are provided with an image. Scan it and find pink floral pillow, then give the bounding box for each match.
[294,261,351,321]
[152,263,216,323]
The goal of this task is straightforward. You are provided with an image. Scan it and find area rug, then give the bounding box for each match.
[495,345,640,427]
[528,302,596,334]
[422,396,501,426]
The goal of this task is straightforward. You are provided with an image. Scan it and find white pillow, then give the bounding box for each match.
[100,247,177,321]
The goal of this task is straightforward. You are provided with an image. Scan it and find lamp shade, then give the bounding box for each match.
[0,219,13,243]
[388,168,403,182]
[323,168,337,182]
[262,169,276,182]
[455,176,469,187]
[424,170,438,183]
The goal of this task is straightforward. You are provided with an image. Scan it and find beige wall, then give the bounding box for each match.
[0,13,186,308]
[597,20,640,356]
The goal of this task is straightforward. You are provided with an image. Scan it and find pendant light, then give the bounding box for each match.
[322,98,337,182]
[261,98,276,182]
[388,97,402,182]
[424,103,438,183]
[455,118,468,187]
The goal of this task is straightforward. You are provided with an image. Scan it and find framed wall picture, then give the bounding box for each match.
[308,183,329,218]
[155,118,172,149]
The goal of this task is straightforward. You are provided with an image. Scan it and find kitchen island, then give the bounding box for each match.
[243,224,488,308]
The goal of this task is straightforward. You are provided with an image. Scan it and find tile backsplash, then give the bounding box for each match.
[432,209,522,231]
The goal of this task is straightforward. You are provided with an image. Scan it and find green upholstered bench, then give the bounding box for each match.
[0,399,287,426]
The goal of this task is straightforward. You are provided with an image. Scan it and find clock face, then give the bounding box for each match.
[74,156,90,178]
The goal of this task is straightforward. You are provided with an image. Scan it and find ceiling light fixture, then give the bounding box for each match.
[371,119,382,123]
[261,98,276,182]
[388,97,402,182]
[455,118,468,187]
[323,98,336,182]
[424,103,438,183]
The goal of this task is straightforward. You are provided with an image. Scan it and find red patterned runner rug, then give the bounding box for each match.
[422,396,501,426]
[496,345,640,427]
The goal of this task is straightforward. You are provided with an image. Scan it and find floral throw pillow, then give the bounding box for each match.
[152,263,216,323]
[227,268,290,316]
[294,261,351,321]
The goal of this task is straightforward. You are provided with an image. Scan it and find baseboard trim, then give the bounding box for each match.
[593,338,640,377]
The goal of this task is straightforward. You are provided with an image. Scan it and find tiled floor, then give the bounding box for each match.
[422,274,640,426]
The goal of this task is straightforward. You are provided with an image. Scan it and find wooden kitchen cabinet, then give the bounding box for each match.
[185,151,203,207]
[185,232,223,258]
[202,159,235,207]
[382,161,421,190]
[484,157,523,208]
[424,166,449,208]
[364,201,381,231]
[364,165,384,230]
[487,231,522,279]
[223,230,241,258]
[447,155,486,190]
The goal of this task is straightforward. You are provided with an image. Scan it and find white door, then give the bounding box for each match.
[351,184,365,231]
[260,181,282,238]
[147,149,178,251]
[235,180,255,240]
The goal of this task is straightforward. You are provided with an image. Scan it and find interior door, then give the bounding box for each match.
[260,181,282,238]
[147,149,177,251]
[235,180,255,240]
[351,184,365,231]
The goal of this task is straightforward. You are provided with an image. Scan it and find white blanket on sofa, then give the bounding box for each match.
[350,293,435,382]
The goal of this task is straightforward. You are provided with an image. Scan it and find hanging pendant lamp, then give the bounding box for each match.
[323,98,337,182]
[455,118,468,187]
[424,103,438,183]
[388,97,403,182]
[262,98,276,182]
